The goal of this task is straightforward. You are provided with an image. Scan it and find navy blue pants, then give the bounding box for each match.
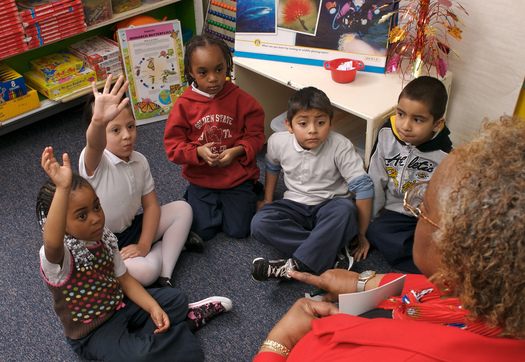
[185,180,257,241]
[67,288,203,362]
[366,210,421,273]
[251,198,358,274]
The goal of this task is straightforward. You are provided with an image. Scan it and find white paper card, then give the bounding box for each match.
[338,275,406,316]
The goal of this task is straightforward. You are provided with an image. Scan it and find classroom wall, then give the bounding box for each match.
[428,0,525,146]
[203,0,524,146]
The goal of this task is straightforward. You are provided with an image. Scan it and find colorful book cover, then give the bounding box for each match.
[117,19,186,125]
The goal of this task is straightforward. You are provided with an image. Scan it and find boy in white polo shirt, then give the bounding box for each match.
[251,87,373,281]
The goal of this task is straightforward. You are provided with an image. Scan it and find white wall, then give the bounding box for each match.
[208,0,524,146]
[443,0,525,145]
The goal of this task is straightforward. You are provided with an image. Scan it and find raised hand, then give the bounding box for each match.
[91,74,130,127]
[41,146,72,190]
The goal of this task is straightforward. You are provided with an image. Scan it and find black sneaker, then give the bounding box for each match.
[186,296,232,331]
[150,276,173,288]
[251,257,295,282]
[184,231,204,253]
[333,245,354,271]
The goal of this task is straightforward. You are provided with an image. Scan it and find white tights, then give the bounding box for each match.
[124,200,192,286]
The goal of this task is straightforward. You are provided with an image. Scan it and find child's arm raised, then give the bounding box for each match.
[41,147,72,265]
[118,271,170,334]
[84,75,130,175]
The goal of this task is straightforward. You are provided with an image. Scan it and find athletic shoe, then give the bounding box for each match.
[184,231,204,253]
[251,257,295,282]
[187,296,232,331]
[333,245,354,271]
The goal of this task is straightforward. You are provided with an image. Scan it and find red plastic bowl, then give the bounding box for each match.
[323,58,365,83]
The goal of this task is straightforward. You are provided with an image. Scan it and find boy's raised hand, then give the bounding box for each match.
[91,74,130,126]
[41,146,72,189]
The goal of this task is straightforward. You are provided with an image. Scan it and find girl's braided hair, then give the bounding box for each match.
[36,173,91,231]
[183,34,233,87]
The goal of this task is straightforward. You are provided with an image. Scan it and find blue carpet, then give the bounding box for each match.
[0,106,396,361]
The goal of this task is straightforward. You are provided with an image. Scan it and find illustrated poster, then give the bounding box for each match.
[118,20,186,125]
[235,0,396,73]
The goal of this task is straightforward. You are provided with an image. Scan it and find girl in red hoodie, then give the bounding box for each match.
[164,34,265,241]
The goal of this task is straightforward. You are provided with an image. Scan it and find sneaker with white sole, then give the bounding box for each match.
[251,257,295,282]
[186,296,232,331]
[333,245,354,271]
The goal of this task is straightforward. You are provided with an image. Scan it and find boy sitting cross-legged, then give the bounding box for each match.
[251,87,373,281]
[366,76,453,273]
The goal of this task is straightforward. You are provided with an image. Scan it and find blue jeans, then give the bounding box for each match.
[251,198,358,274]
[185,180,257,240]
[366,210,421,273]
[67,288,203,362]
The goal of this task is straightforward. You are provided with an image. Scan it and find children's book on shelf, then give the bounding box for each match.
[117,19,186,125]
[234,0,397,73]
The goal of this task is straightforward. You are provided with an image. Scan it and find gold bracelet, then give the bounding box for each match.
[261,339,290,357]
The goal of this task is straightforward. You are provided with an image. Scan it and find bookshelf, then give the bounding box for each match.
[0,0,203,136]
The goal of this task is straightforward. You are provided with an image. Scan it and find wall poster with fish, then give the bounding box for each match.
[235,0,397,73]
[117,20,186,125]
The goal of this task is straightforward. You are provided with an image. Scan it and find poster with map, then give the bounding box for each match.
[118,20,186,125]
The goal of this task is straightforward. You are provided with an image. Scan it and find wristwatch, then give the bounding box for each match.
[356,270,376,292]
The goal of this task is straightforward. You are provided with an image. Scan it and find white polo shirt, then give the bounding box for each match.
[266,131,368,205]
[79,149,155,233]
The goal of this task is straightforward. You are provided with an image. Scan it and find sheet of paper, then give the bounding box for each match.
[339,275,406,316]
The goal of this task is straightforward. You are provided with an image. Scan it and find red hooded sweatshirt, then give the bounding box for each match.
[164,81,265,189]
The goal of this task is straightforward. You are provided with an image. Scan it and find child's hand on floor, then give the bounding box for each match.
[352,234,370,262]
[256,199,271,211]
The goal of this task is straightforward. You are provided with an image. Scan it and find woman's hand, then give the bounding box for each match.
[288,269,359,302]
[261,298,339,354]
[197,143,220,166]
[120,243,150,260]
